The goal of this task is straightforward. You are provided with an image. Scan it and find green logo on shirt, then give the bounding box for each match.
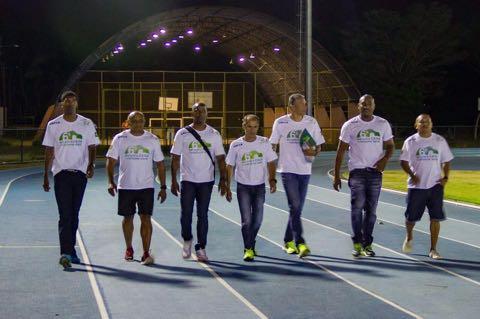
[59,130,83,145]
[125,145,150,159]
[241,150,264,165]
[416,146,439,160]
[286,129,303,143]
[356,129,381,143]
[188,141,212,153]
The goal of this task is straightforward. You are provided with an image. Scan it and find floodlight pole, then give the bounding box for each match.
[475,97,480,140]
[306,0,312,116]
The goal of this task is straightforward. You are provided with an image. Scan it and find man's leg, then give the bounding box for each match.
[122,216,134,249]
[237,183,253,249]
[281,173,300,245]
[70,172,87,262]
[138,188,155,256]
[427,184,445,258]
[402,188,427,253]
[195,181,214,251]
[250,184,266,250]
[54,172,74,257]
[294,174,310,245]
[430,221,440,251]
[348,170,367,251]
[363,170,382,250]
[180,181,196,243]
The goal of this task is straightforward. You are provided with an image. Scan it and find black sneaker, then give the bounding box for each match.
[362,245,376,257]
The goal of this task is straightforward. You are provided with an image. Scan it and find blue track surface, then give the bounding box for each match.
[1,150,479,319]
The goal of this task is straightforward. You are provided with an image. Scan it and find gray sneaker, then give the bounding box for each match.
[182,240,192,259]
[196,248,208,262]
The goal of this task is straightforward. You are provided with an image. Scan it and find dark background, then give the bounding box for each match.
[1,0,479,126]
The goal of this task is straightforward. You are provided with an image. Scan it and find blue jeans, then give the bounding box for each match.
[236,183,266,249]
[54,170,87,256]
[180,181,214,251]
[281,173,310,245]
[348,168,382,246]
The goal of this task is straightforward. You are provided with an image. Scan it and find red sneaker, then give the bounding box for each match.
[141,251,154,265]
[124,247,134,261]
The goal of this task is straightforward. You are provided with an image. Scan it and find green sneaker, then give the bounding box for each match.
[362,245,375,257]
[297,243,311,258]
[59,254,72,269]
[284,241,298,254]
[243,249,255,261]
[352,243,363,258]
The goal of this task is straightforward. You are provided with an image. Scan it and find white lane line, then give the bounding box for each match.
[287,187,480,250]
[24,199,47,202]
[208,207,422,319]
[150,218,268,319]
[0,245,59,248]
[309,183,480,228]
[261,200,480,288]
[77,231,110,319]
[0,173,38,206]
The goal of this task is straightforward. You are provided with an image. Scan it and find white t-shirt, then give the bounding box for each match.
[42,115,100,176]
[399,133,454,189]
[106,130,164,190]
[339,115,393,172]
[171,124,225,183]
[269,114,325,175]
[226,136,278,186]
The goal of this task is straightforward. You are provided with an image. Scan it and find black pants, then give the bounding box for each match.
[54,170,87,256]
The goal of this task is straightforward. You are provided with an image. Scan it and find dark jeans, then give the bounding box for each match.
[54,170,87,256]
[348,168,382,246]
[237,183,266,249]
[281,173,310,245]
[180,181,214,251]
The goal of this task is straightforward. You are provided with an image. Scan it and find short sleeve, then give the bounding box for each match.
[339,122,350,144]
[225,142,238,166]
[152,138,164,162]
[269,119,281,144]
[213,133,226,157]
[86,121,100,146]
[312,120,326,145]
[383,121,394,141]
[42,124,55,147]
[106,135,120,160]
[170,130,184,155]
[264,141,278,162]
[440,139,454,163]
[399,140,410,162]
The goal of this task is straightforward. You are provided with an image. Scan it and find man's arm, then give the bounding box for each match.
[216,155,227,196]
[225,164,234,202]
[86,145,97,178]
[438,161,451,187]
[43,147,54,192]
[267,160,277,193]
[333,141,349,191]
[106,157,117,196]
[400,160,419,185]
[156,160,167,202]
[170,154,181,196]
[374,139,395,172]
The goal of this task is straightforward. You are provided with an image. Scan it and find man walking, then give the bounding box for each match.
[106,111,167,265]
[400,114,453,259]
[270,93,325,258]
[43,90,99,269]
[170,102,227,262]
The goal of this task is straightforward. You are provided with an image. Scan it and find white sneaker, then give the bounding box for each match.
[182,240,192,259]
[429,250,442,259]
[196,248,208,262]
[141,253,155,266]
[402,238,413,253]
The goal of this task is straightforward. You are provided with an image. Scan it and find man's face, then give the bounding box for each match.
[62,95,78,115]
[358,96,375,117]
[243,119,259,136]
[192,104,207,124]
[127,112,145,131]
[291,97,307,115]
[415,114,433,134]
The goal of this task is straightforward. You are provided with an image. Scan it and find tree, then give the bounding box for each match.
[341,2,463,123]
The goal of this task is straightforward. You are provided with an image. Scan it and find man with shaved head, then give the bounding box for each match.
[106,111,167,265]
[334,94,394,257]
[400,114,453,259]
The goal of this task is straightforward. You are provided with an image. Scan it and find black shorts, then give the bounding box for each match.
[405,184,446,223]
[118,188,154,216]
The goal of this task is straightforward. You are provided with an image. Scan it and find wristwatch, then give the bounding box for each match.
[269,179,277,184]
[160,185,167,190]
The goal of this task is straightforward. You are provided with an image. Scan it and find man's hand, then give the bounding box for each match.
[226,188,233,202]
[86,163,95,178]
[108,182,117,197]
[218,179,227,196]
[374,156,388,172]
[410,174,420,186]
[333,176,342,191]
[269,180,277,193]
[171,180,180,196]
[437,177,448,187]
[158,189,167,203]
[43,174,50,192]
[303,147,316,157]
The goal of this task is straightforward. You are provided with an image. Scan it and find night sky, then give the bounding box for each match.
[1,0,479,125]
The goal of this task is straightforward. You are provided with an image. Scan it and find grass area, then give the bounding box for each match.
[342,170,480,206]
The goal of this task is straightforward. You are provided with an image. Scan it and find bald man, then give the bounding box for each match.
[400,114,453,259]
[334,94,394,257]
[106,112,167,265]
